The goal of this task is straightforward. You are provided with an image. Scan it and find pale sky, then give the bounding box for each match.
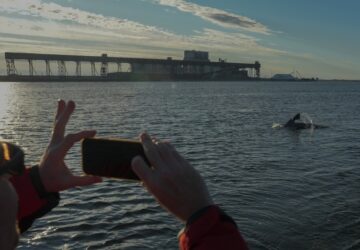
[0,0,359,79]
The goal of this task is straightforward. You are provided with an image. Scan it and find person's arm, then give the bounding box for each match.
[178,205,248,250]
[11,100,102,233]
[10,166,59,233]
[131,133,248,250]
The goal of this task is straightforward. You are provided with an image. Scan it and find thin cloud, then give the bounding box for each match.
[152,0,270,34]
[0,0,170,36]
[189,29,283,55]
[0,36,52,46]
[0,0,279,56]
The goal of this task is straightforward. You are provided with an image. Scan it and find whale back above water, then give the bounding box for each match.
[287,122,328,130]
[283,113,328,130]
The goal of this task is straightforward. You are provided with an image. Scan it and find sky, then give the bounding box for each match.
[0,0,359,79]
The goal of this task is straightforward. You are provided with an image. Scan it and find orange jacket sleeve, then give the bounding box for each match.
[179,205,248,250]
[9,166,59,233]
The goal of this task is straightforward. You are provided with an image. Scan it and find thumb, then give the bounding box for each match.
[132,156,152,184]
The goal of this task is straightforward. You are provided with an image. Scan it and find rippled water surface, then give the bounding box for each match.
[1,81,359,250]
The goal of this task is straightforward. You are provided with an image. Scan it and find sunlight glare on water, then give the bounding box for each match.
[0,82,12,135]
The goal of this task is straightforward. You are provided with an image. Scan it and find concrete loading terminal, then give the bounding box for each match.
[2,50,260,82]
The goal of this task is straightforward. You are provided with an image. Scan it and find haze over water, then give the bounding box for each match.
[0,81,359,249]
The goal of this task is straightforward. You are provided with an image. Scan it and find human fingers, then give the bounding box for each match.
[50,100,66,144]
[61,130,96,153]
[131,156,153,184]
[140,133,164,169]
[156,141,177,164]
[55,99,66,121]
[163,142,188,166]
[52,101,76,143]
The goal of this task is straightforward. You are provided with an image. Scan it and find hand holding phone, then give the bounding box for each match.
[82,137,149,180]
[131,133,214,222]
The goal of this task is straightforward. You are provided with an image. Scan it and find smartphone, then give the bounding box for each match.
[82,137,149,180]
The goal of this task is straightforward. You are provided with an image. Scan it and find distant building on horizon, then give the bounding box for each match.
[183,50,209,62]
[271,73,296,81]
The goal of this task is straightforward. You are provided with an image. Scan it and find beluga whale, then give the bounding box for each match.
[284,113,328,130]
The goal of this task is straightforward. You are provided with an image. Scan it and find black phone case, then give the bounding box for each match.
[82,138,149,180]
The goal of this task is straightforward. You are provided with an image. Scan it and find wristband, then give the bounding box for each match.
[29,165,52,198]
[186,205,237,228]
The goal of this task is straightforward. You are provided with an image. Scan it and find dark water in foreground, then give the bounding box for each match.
[0,81,359,250]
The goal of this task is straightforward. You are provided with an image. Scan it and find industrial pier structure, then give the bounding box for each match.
[2,51,261,81]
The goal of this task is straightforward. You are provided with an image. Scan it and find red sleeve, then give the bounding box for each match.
[9,166,59,233]
[178,206,248,250]
[10,168,47,219]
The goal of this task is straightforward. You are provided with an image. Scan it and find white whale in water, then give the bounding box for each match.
[283,113,328,130]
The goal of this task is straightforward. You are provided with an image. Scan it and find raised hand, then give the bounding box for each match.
[38,100,102,193]
[131,133,213,222]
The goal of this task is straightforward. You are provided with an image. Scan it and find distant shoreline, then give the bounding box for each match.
[0,75,359,82]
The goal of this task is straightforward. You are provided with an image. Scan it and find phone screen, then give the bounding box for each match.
[82,137,149,180]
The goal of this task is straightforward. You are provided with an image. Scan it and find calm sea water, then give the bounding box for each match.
[0,81,359,250]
